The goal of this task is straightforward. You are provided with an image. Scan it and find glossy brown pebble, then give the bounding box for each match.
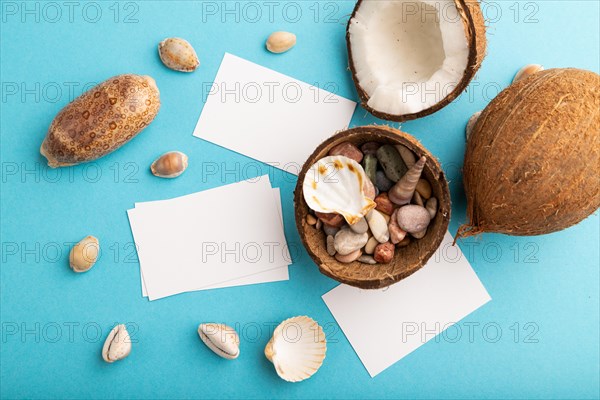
[315,212,345,228]
[416,179,432,199]
[396,205,431,233]
[328,141,363,163]
[335,249,362,263]
[40,74,160,168]
[373,242,394,264]
[374,193,394,216]
[360,142,380,155]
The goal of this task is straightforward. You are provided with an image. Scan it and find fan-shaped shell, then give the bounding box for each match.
[302,156,376,225]
[264,316,326,382]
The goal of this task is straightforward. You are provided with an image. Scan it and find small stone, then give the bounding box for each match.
[396,205,431,233]
[381,212,390,224]
[335,249,362,263]
[375,193,394,215]
[365,209,390,243]
[349,217,369,234]
[425,197,438,219]
[334,228,369,255]
[375,170,394,192]
[363,177,376,200]
[358,255,377,265]
[315,218,322,230]
[329,141,363,163]
[397,236,411,247]
[374,242,395,264]
[412,191,424,207]
[306,214,317,225]
[326,235,336,256]
[364,237,379,254]
[395,145,416,168]
[316,212,345,228]
[416,179,432,199]
[323,224,340,236]
[388,209,407,244]
[411,229,427,239]
[376,145,407,182]
[361,142,380,155]
[362,154,378,185]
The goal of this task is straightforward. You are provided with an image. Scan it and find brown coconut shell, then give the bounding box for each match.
[458,68,600,237]
[294,126,451,289]
[347,0,487,122]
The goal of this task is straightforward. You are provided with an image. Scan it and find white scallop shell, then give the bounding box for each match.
[264,316,326,382]
[303,156,376,225]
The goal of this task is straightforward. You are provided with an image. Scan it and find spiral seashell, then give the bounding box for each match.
[388,156,426,206]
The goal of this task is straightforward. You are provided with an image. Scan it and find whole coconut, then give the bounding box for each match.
[459,68,599,237]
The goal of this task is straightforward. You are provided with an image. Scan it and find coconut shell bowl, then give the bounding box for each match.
[294,126,451,289]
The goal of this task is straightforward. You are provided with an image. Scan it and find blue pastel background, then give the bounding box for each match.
[1,1,599,398]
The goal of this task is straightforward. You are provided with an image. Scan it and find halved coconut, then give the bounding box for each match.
[347,0,486,121]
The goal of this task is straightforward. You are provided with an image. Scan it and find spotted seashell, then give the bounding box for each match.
[40,74,160,168]
[158,37,200,72]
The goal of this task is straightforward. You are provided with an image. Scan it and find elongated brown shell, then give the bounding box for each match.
[347,0,486,122]
[294,126,451,289]
[40,74,160,167]
[459,68,600,237]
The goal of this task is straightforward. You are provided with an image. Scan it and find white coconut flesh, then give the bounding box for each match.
[349,0,470,116]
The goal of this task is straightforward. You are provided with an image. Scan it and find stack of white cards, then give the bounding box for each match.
[127,176,290,300]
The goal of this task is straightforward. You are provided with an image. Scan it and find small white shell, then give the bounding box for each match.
[266,31,296,54]
[69,235,99,273]
[158,37,200,72]
[303,156,376,225]
[513,64,544,83]
[102,324,131,363]
[198,323,240,360]
[264,316,326,382]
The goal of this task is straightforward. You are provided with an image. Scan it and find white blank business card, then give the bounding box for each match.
[322,232,491,377]
[193,53,357,174]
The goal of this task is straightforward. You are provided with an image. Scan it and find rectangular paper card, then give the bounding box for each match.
[129,186,289,297]
[127,177,289,300]
[193,53,357,174]
[322,232,491,377]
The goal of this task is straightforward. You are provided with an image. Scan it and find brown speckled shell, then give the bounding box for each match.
[459,68,600,237]
[294,126,451,289]
[40,74,160,167]
[347,0,487,122]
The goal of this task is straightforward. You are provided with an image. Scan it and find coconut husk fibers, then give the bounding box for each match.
[346,0,487,122]
[294,126,451,289]
[458,68,600,238]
